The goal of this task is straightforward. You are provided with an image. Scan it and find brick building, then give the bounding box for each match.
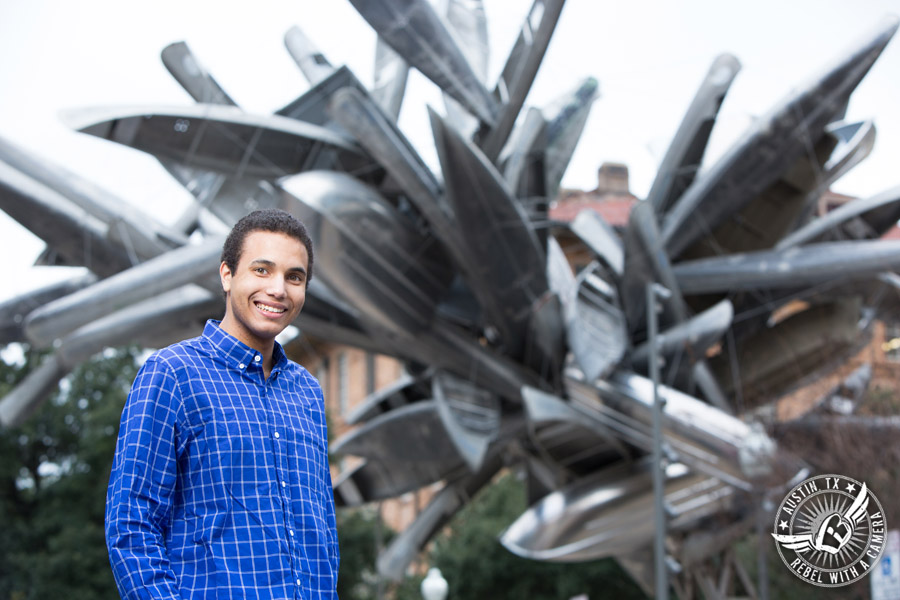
[283,339,427,533]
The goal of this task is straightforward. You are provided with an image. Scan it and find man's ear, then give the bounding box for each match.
[219,261,232,295]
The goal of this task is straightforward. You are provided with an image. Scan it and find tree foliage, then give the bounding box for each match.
[337,506,393,600]
[0,346,139,600]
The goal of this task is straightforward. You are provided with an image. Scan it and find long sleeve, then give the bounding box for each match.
[106,357,184,600]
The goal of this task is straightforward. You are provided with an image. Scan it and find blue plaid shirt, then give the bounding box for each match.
[106,320,339,599]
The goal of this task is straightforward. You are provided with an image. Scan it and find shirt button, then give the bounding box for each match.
[296,578,301,587]
[238,363,245,369]
[281,481,287,488]
[289,529,295,537]
[254,355,261,362]
[274,431,281,439]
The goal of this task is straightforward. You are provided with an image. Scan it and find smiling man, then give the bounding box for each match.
[105,209,339,599]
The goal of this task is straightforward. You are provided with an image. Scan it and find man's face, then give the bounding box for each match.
[219,230,308,351]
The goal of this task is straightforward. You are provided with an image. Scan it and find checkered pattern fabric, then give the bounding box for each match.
[106,320,339,599]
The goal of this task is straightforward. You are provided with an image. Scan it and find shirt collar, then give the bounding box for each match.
[202,319,288,374]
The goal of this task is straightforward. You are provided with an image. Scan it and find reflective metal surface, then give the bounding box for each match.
[661,17,898,258]
[350,0,498,126]
[65,104,363,179]
[500,459,737,561]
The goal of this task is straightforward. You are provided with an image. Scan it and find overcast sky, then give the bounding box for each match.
[1,0,899,303]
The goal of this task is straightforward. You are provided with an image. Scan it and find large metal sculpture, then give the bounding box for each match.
[2,0,899,594]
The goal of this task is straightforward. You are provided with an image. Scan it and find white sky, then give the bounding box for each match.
[1,0,899,303]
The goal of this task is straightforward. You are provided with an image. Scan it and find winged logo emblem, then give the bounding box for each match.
[772,483,869,555]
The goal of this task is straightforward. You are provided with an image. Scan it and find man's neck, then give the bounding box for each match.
[218,318,276,376]
[262,352,275,379]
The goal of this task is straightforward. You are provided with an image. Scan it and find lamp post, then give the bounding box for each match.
[647,282,671,600]
[421,567,449,600]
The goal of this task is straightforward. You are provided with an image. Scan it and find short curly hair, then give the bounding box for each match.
[220,209,314,286]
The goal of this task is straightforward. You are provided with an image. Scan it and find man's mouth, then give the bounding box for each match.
[255,302,286,314]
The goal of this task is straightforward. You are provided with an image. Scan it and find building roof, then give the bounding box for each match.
[549,190,637,226]
[548,186,900,239]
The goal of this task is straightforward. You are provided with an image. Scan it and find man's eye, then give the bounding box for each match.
[254,267,267,274]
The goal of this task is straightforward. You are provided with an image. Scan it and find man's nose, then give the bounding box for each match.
[267,278,287,297]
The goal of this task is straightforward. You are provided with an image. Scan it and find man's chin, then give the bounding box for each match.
[252,314,296,338]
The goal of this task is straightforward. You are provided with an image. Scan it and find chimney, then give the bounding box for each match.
[596,162,630,195]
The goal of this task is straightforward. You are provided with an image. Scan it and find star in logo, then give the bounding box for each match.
[779,520,789,530]
[846,483,856,494]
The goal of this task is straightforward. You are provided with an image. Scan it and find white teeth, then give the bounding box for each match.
[256,302,285,314]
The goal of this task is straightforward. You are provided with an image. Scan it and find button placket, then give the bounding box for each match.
[267,384,298,575]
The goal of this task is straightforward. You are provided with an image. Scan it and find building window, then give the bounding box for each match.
[316,358,329,401]
[338,352,349,414]
[883,324,900,362]
[366,352,376,395]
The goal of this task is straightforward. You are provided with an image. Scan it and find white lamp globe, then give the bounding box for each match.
[421,567,449,600]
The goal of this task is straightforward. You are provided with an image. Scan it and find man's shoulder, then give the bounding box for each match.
[280,358,320,387]
[280,357,308,377]
[145,334,212,369]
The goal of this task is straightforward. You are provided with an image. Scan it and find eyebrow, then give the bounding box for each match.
[248,258,307,276]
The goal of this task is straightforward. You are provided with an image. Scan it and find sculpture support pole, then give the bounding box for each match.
[757,495,773,600]
[647,282,670,600]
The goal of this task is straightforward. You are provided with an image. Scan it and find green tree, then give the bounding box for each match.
[337,506,395,600]
[426,473,648,600]
[0,346,139,600]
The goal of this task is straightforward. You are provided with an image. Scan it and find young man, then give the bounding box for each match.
[106,209,339,599]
